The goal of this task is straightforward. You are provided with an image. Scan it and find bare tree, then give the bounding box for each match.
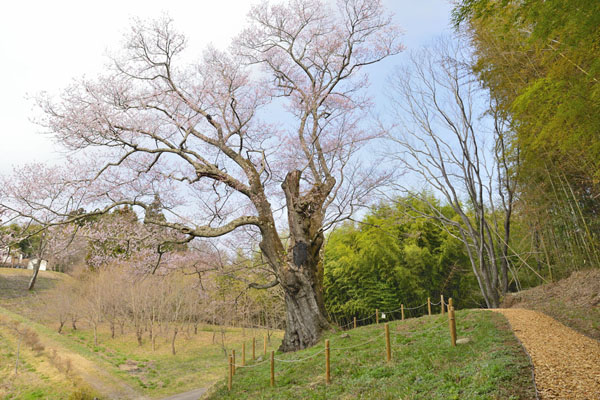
[36,0,402,350]
[388,39,517,308]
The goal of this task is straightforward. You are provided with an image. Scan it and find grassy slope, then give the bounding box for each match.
[0,268,284,399]
[0,269,83,400]
[207,310,537,400]
[0,323,81,400]
[502,268,600,340]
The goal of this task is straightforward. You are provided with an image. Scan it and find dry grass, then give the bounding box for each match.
[0,267,284,398]
[502,268,600,340]
[0,319,81,399]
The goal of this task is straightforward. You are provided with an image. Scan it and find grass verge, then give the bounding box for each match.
[206,310,536,400]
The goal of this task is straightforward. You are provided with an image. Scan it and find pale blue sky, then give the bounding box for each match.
[0,0,455,174]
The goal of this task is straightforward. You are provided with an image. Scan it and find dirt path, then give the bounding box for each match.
[492,308,600,399]
[0,306,147,400]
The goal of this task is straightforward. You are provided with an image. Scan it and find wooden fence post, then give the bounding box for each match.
[325,339,331,384]
[242,343,246,366]
[427,297,431,316]
[270,350,275,387]
[353,316,357,329]
[264,334,267,356]
[228,355,233,391]
[401,304,405,321]
[232,349,236,375]
[376,309,379,325]
[449,297,453,310]
[252,337,256,360]
[449,306,456,347]
[441,294,445,315]
[385,323,391,362]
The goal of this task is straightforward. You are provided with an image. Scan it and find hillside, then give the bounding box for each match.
[206,310,537,400]
[0,268,284,399]
[502,269,600,340]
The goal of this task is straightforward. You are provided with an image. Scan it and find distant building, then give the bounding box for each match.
[27,259,48,271]
[0,246,24,267]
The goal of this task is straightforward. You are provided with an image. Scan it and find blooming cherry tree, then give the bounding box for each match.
[37,0,402,350]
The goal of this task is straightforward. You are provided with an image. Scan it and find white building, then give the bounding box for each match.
[27,259,48,271]
[0,247,23,266]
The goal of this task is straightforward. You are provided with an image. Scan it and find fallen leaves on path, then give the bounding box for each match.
[493,308,600,400]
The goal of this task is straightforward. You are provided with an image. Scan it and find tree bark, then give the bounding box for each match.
[27,259,42,291]
[171,327,178,355]
[277,171,332,352]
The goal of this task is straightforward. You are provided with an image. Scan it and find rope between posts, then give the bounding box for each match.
[341,312,377,328]
[234,359,270,369]
[274,348,325,363]
[331,332,384,351]
[403,303,428,311]
[407,315,448,334]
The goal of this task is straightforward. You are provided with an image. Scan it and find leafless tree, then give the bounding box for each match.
[388,39,518,308]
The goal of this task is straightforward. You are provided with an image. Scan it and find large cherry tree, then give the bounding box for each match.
[38,0,402,351]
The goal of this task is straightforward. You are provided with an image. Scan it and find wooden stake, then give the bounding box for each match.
[264,334,267,356]
[449,297,453,310]
[325,339,331,384]
[441,294,445,315]
[427,297,431,316]
[449,306,456,347]
[242,343,246,366]
[376,308,379,324]
[232,349,236,375]
[353,316,357,329]
[252,337,256,360]
[228,355,232,391]
[270,350,275,387]
[385,323,391,362]
[401,304,405,321]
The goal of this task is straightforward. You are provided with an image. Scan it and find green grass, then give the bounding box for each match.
[62,325,283,397]
[0,304,283,398]
[207,310,536,400]
[0,327,78,400]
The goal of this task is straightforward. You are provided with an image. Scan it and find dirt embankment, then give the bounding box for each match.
[502,269,600,340]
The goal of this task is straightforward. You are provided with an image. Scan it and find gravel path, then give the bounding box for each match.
[492,308,600,399]
[159,388,207,400]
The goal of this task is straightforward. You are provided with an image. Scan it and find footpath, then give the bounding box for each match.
[493,308,600,400]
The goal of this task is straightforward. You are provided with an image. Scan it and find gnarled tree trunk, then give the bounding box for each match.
[277,171,333,352]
